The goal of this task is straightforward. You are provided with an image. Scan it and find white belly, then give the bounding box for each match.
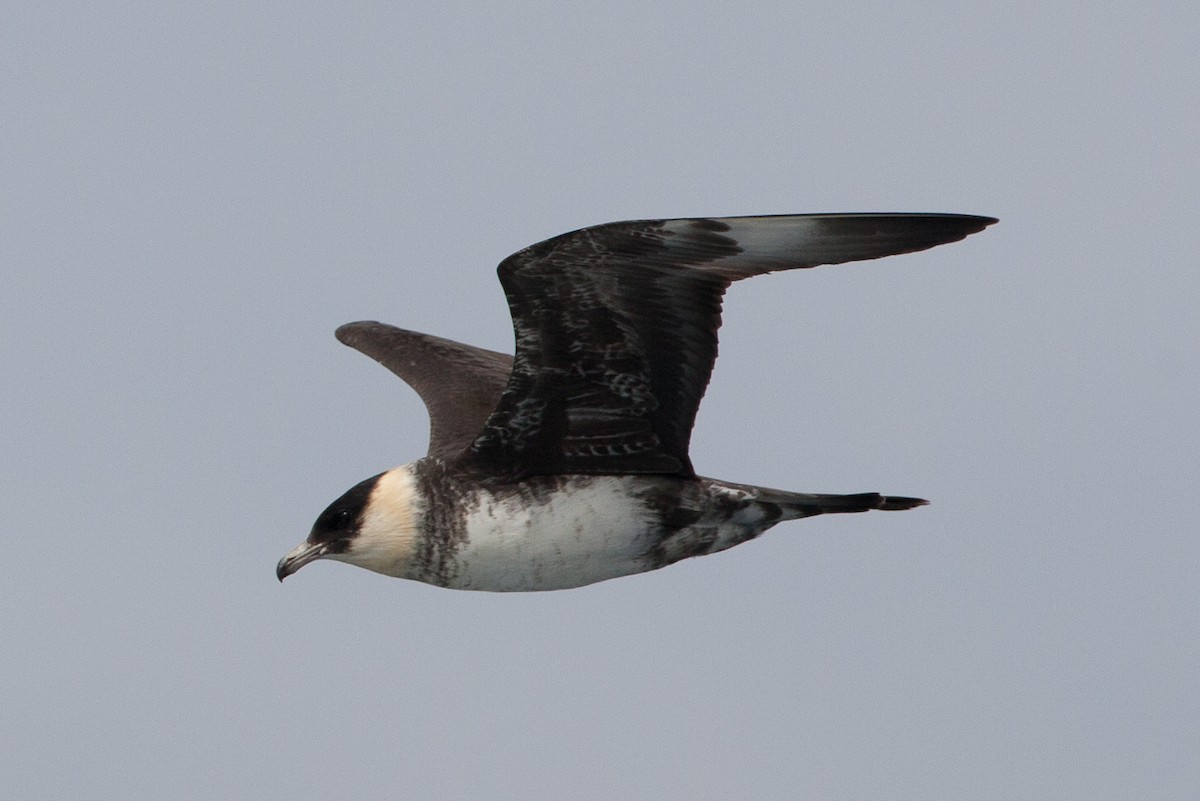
[447,476,658,591]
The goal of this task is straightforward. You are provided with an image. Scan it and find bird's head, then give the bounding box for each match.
[276,466,420,581]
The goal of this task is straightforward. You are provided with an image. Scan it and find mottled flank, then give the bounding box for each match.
[279,212,995,591]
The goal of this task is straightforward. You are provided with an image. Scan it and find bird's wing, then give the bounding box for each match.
[460,213,996,478]
[335,322,513,460]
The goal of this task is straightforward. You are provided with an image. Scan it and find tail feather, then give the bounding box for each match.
[877,494,928,511]
[732,484,928,519]
[708,478,929,519]
[792,492,927,515]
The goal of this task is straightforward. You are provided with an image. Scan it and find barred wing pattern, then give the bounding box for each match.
[465,213,996,477]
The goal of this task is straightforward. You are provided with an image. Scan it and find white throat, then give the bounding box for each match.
[334,465,422,577]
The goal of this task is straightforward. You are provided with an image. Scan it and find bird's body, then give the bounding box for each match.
[278,213,995,591]
[323,460,920,591]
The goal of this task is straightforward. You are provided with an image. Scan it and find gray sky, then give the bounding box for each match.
[4,2,1197,799]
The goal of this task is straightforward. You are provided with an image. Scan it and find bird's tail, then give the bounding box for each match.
[722,481,928,520]
[784,491,928,516]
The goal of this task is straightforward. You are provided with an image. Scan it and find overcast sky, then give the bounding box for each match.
[3,2,1197,799]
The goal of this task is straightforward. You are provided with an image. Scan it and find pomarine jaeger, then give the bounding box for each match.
[277,213,995,591]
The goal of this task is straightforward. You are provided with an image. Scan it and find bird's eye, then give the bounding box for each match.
[333,509,352,528]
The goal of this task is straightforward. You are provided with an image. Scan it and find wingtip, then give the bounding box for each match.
[334,320,382,345]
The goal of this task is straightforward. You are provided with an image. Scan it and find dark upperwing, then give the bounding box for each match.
[461,213,996,478]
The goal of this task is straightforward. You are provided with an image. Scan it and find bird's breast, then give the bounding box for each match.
[436,474,665,591]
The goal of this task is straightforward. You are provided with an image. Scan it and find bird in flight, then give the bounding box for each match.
[277,213,995,591]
